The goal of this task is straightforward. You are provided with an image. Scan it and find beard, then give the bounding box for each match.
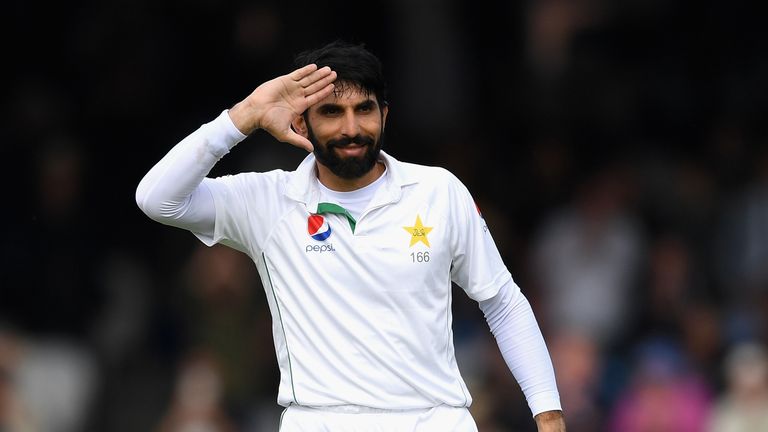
[307,122,384,179]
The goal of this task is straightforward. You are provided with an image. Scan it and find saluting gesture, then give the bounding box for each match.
[137,40,565,432]
[229,64,337,151]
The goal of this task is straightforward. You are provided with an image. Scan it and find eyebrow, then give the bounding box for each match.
[357,100,377,110]
[316,99,378,113]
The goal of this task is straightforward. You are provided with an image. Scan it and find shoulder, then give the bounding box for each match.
[209,169,289,193]
[395,160,464,188]
[388,158,477,210]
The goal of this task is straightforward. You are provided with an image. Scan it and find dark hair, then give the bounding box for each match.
[293,40,388,108]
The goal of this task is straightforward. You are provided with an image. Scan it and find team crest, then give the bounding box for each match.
[403,215,433,247]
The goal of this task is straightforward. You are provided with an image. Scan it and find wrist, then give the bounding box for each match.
[228,100,261,135]
[534,410,565,432]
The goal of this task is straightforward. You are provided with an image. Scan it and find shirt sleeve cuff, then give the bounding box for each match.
[527,390,562,417]
[203,109,248,157]
[468,270,513,302]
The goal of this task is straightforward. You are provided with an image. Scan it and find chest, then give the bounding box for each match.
[262,194,453,296]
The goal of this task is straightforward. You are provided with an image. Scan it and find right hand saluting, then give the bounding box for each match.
[228,64,337,151]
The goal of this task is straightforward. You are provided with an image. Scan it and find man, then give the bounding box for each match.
[136,40,565,431]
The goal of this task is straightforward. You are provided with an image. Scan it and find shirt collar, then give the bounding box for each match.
[284,150,418,212]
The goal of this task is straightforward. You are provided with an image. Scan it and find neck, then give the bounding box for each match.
[316,161,385,192]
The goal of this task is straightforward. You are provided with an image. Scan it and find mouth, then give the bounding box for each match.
[334,144,367,158]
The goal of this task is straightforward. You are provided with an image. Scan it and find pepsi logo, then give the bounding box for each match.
[308,214,332,241]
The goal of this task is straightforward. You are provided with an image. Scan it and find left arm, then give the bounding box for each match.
[478,280,565,431]
[444,173,564,430]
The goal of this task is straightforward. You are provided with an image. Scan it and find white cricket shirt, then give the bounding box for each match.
[195,149,514,410]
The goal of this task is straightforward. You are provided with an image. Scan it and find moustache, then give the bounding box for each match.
[326,134,375,149]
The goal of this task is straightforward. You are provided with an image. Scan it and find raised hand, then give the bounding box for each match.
[228,64,337,151]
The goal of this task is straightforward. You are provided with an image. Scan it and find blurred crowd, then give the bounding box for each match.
[3,0,768,431]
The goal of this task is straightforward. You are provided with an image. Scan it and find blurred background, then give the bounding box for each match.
[3,0,768,431]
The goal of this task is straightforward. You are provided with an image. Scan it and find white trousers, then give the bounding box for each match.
[278,405,479,432]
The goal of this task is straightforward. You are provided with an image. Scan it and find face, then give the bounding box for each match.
[296,84,388,179]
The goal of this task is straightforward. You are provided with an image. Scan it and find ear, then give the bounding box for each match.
[292,115,309,138]
[381,104,389,130]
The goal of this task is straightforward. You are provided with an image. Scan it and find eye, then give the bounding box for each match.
[357,102,376,113]
[319,106,341,116]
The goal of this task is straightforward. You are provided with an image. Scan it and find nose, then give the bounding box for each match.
[339,110,360,137]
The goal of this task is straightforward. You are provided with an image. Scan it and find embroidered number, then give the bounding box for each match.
[410,251,430,263]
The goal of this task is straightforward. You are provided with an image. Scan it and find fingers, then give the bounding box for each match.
[286,65,336,109]
[288,64,335,90]
[284,130,314,152]
[297,66,334,88]
[288,64,319,81]
[303,71,337,95]
[304,83,335,107]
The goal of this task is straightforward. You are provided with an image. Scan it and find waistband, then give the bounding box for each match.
[289,404,443,414]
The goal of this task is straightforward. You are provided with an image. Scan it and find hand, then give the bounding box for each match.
[228,64,337,151]
[534,410,566,432]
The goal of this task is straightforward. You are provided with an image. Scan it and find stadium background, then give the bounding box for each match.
[3,0,768,430]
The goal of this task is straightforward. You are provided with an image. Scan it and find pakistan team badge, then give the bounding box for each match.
[403,215,433,247]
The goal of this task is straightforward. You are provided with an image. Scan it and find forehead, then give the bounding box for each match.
[313,83,376,107]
